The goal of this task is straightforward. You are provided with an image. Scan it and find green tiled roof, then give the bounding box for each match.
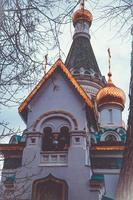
[65,36,101,75]
[16,135,22,142]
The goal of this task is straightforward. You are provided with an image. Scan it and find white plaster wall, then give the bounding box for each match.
[12,70,101,200]
[27,70,87,131]
[100,106,122,127]
[104,174,119,199]
[15,145,99,200]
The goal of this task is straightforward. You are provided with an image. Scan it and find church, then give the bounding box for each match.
[0,2,127,200]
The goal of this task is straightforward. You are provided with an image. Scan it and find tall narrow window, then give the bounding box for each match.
[60,126,70,150]
[108,109,113,124]
[42,127,52,151]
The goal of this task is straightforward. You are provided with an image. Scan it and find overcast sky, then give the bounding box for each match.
[0,1,132,138]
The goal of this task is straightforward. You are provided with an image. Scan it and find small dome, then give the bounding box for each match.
[96,72,126,110]
[72,7,93,26]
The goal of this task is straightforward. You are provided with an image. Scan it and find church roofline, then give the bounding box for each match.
[18,59,94,123]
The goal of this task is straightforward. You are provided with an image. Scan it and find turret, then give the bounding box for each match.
[65,2,105,99]
[96,51,126,128]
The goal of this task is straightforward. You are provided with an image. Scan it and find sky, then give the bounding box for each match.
[0,1,132,140]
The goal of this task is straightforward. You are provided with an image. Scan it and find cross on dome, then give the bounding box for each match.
[80,0,85,9]
[96,48,126,111]
[72,0,93,26]
[107,48,112,83]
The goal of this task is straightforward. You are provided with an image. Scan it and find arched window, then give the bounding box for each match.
[100,131,121,142]
[42,126,70,151]
[59,126,70,150]
[73,70,80,75]
[84,70,90,75]
[42,127,52,151]
[105,134,117,142]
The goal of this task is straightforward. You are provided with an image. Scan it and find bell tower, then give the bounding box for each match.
[65,1,105,99]
[96,50,126,128]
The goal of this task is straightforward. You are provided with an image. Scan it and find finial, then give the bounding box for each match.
[80,0,84,9]
[107,48,112,83]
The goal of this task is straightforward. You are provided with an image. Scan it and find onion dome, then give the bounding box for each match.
[96,71,126,110]
[72,7,93,27]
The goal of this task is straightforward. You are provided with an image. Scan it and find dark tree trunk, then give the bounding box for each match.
[116,38,133,200]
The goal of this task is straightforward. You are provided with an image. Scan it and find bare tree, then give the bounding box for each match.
[0,0,78,105]
[95,0,133,37]
[0,0,80,137]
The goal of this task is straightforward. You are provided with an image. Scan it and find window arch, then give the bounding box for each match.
[32,111,78,131]
[84,70,90,75]
[32,174,68,200]
[73,70,80,75]
[100,131,121,142]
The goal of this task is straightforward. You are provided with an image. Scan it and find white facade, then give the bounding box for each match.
[99,106,123,128]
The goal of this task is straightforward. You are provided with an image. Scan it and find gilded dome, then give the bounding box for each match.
[96,72,126,110]
[72,7,93,26]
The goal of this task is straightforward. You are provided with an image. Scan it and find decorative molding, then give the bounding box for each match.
[32,110,78,131]
[100,131,121,142]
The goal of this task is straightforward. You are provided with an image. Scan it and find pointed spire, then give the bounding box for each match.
[65,3,101,76]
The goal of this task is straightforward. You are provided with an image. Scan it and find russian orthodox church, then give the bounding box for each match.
[0,2,127,200]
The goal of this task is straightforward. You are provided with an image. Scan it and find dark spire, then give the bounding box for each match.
[65,4,101,76]
[65,36,101,74]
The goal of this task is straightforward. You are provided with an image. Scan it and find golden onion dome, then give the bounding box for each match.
[96,72,126,110]
[72,7,93,26]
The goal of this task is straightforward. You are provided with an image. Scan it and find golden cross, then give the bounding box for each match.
[107,48,112,82]
[108,48,111,73]
[80,0,84,9]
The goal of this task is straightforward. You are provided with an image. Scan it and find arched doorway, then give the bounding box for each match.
[32,174,68,200]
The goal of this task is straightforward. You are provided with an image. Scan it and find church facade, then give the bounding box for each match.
[0,4,127,200]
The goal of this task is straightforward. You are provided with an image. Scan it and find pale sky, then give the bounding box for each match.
[0,1,132,138]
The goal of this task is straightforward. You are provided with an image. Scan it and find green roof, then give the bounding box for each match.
[91,174,104,182]
[16,135,22,142]
[102,196,114,200]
